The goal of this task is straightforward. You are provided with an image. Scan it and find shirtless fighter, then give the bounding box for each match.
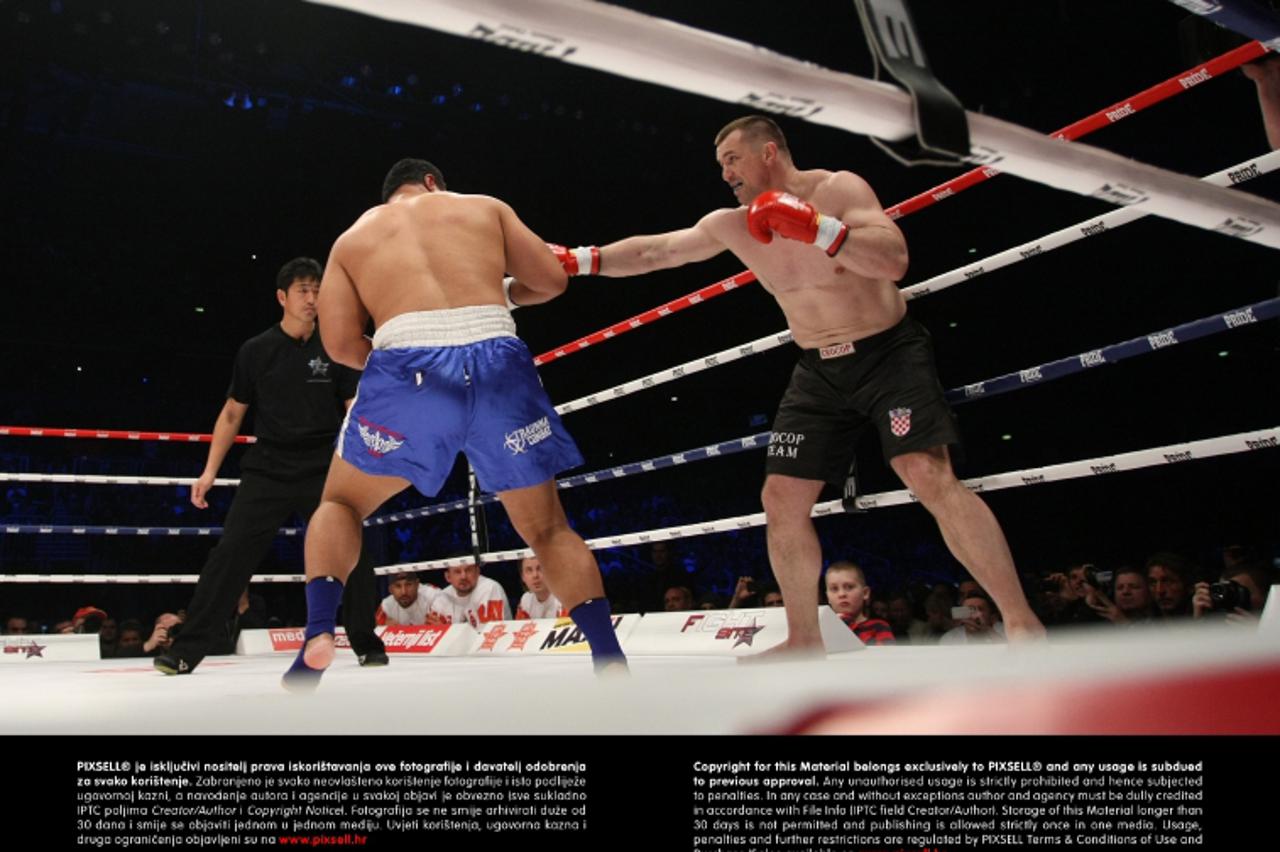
[551,116,1043,653]
[282,159,626,689]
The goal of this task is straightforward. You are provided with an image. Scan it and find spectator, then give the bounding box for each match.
[1147,552,1195,619]
[431,562,511,628]
[921,590,955,641]
[377,571,441,625]
[1042,564,1106,626]
[728,576,762,609]
[98,617,119,657]
[143,612,184,656]
[115,619,147,657]
[886,591,930,643]
[514,556,568,619]
[939,592,1004,645]
[662,584,696,612]
[1192,562,1273,623]
[3,616,32,635]
[73,606,107,634]
[761,587,785,608]
[697,594,728,610]
[234,589,270,630]
[1086,566,1155,626]
[824,561,894,646]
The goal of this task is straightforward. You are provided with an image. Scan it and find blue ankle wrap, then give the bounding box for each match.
[570,597,627,668]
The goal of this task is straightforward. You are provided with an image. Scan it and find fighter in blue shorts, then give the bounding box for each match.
[282,159,627,689]
[339,308,582,496]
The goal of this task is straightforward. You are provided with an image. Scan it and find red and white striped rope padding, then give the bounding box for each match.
[532,270,756,365]
[0,426,255,444]
[884,40,1268,220]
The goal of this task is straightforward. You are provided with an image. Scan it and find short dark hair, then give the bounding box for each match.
[1145,552,1196,583]
[381,158,447,202]
[276,257,322,293]
[714,115,790,155]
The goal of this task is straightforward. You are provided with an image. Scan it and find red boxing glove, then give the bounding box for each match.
[746,191,849,257]
[547,243,601,276]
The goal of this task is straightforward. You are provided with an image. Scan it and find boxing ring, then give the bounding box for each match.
[2,0,1279,735]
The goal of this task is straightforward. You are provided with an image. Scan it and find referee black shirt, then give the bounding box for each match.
[228,325,360,477]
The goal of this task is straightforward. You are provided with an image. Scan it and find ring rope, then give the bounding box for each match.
[553,330,794,416]
[532,271,756,366]
[365,431,772,526]
[903,150,1280,301]
[366,296,1277,527]
[0,474,240,487]
[0,426,255,443]
[374,425,1280,571]
[8,152,1274,494]
[885,40,1268,220]
[310,0,1280,247]
[5,425,1274,582]
[949,297,1280,405]
[526,46,1266,370]
[0,38,1271,443]
[1,525,299,537]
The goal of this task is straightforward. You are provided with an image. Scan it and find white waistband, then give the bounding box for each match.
[372,306,517,349]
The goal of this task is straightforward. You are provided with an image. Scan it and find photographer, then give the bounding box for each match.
[1084,566,1156,626]
[1041,564,1107,626]
[1192,563,1273,624]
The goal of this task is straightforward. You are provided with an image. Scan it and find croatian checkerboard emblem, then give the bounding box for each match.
[889,407,912,438]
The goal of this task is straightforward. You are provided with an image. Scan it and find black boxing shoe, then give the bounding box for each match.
[357,650,389,667]
[154,652,196,675]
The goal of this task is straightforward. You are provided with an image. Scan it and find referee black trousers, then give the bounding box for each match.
[171,466,381,666]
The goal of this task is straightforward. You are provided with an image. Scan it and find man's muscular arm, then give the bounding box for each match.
[500,202,568,307]
[748,172,908,281]
[317,246,372,369]
[552,213,727,278]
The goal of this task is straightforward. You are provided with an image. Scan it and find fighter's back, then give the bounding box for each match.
[334,192,508,328]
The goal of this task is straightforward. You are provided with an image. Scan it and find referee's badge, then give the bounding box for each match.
[889,407,912,438]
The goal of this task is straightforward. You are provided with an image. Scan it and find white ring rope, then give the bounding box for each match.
[0,473,240,487]
[311,0,1280,248]
[9,426,1270,582]
[554,330,793,415]
[904,150,1280,300]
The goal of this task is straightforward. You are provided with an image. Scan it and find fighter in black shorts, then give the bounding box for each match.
[552,115,1045,652]
[767,315,960,481]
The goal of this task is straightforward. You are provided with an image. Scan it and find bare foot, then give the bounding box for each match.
[595,660,630,678]
[738,640,827,665]
[281,633,335,693]
[1004,618,1048,643]
[303,633,335,670]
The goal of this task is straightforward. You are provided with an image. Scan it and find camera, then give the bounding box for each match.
[1208,580,1251,613]
[1083,565,1113,590]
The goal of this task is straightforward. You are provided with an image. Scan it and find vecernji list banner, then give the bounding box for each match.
[73,758,588,848]
[689,758,1206,850]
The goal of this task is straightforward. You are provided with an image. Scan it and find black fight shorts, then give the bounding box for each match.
[766,314,961,484]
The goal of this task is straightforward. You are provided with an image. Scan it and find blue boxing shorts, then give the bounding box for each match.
[337,306,583,496]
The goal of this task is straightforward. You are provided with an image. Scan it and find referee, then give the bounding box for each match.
[155,257,385,675]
